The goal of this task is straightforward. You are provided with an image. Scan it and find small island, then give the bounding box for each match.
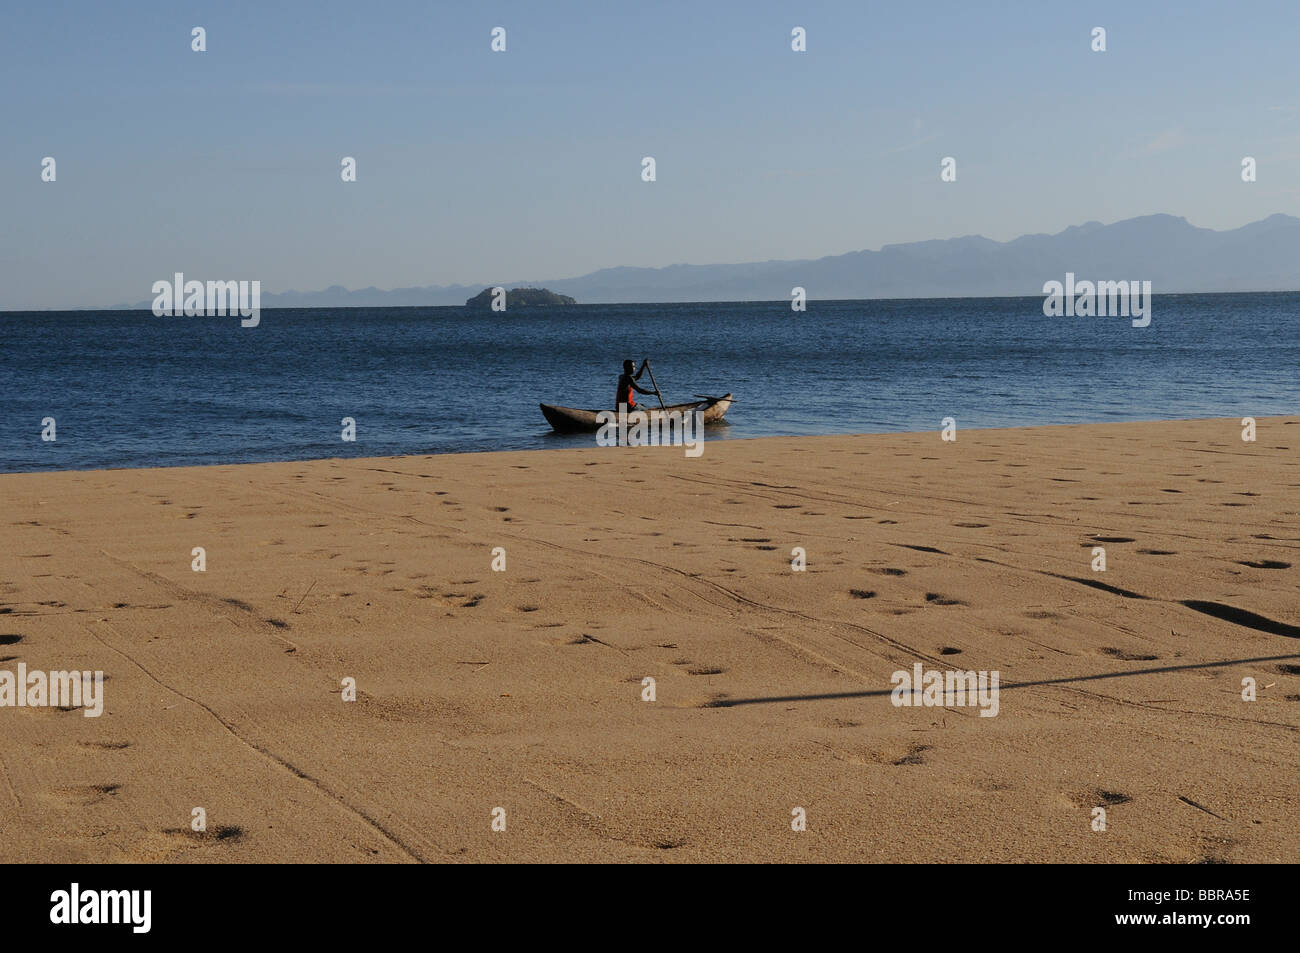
[465,287,576,309]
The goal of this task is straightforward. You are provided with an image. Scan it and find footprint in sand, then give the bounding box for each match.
[871,743,931,766]
[1063,788,1131,810]
[1100,647,1159,661]
[418,590,482,609]
[925,592,966,606]
[53,783,122,806]
[163,825,244,844]
[652,837,688,850]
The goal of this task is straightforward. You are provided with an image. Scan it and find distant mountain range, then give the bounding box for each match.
[110,213,1300,309]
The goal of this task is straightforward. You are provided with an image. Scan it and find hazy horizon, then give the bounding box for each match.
[8,211,1300,312]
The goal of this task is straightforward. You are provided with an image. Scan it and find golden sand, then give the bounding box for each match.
[1,417,1296,862]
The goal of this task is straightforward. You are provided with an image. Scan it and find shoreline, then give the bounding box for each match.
[2,416,1297,862]
[6,413,1297,478]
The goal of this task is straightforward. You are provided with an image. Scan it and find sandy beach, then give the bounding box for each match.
[1,416,1297,863]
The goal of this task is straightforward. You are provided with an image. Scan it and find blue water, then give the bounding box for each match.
[2,295,1297,473]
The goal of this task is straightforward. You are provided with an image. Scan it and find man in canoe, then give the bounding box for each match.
[616,359,658,413]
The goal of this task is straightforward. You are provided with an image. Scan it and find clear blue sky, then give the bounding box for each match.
[4,0,1299,308]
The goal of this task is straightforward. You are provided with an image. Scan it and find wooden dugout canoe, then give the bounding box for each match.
[539,393,733,434]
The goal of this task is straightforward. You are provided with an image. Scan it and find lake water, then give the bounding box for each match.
[2,294,1297,472]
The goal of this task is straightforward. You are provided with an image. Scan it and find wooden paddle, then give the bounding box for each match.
[643,359,668,412]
